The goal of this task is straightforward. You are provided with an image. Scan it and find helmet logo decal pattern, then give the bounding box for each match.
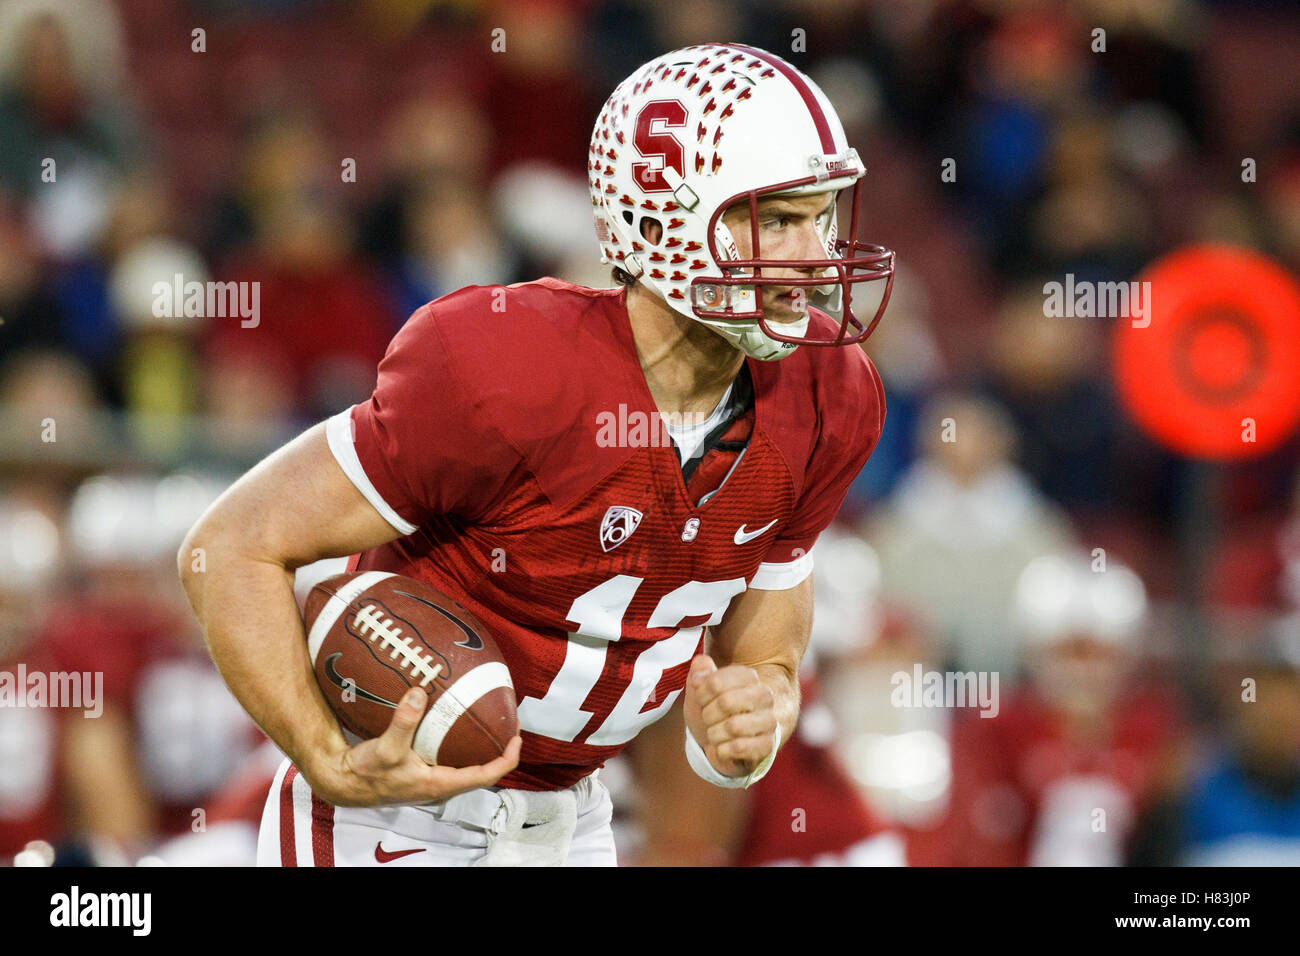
[631,100,687,193]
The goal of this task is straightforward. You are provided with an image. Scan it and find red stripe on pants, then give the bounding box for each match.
[311,793,335,867]
[279,765,298,867]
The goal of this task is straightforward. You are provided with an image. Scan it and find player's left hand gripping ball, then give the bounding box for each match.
[683,655,779,778]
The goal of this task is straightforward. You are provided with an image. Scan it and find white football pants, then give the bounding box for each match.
[257,758,617,867]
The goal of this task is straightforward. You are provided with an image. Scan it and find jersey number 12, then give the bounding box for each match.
[517,575,746,745]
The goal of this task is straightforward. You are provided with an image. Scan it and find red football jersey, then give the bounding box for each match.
[335,278,885,789]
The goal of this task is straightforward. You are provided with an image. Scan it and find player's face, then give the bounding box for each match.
[1237,669,1300,759]
[1032,636,1129,719]
[721,192,837,324]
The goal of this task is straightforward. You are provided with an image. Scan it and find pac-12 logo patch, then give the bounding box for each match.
[600,506,644,553]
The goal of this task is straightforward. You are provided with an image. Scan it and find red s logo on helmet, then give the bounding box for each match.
[631,100,687,193]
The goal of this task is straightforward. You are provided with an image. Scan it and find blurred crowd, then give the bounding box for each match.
[2,0,1300,866]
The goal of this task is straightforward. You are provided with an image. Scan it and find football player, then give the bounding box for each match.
[935,554,1181,866]
[47,474,261,860]
[180,43,894,866]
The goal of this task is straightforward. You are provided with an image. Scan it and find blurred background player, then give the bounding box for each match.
[38,473,261,862]
[931,553,1182,866]
[867,392,1077,679]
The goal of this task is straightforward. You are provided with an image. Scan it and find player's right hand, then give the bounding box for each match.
[307,688,522,808]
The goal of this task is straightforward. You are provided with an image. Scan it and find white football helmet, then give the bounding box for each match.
[590,43,894,361]
[1014,554,1149,648]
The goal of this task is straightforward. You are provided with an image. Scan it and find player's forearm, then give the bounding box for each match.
[179,527,345,784]
[63,706,156,854]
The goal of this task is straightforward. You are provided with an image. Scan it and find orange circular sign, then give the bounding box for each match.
[1112,244,1300,460]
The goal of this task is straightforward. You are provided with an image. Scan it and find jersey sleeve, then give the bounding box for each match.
[326,299,524,534]
[750,354,886,590]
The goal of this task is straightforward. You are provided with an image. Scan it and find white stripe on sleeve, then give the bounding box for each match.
[747,547,815,591]
[325,408,418,536]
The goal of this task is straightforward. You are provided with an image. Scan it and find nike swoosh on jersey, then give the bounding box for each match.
[393,590,484,650]
[733,519,778,545]
[324,653,401,708]
[374,843,427,863]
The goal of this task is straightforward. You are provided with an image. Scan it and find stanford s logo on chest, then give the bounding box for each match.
[600,505,644,552]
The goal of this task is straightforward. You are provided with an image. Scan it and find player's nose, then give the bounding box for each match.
[791,220,828,271]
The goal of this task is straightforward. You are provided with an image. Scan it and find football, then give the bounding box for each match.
[303,571,518,768]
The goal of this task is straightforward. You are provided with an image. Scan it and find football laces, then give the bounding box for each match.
[352,604,444,688]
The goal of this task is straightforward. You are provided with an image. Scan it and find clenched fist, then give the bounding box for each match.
[683,655,780,779]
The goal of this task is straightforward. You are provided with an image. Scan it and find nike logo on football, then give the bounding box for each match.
[324,653,401,708]
[733,520,778,545]
[393,589,484,650]
[374,842,426,863]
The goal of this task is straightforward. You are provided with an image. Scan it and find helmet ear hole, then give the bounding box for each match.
[622,211,634,225]
[639,217,663,246]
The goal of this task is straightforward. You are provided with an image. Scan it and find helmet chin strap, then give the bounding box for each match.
[694,307,810,361]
